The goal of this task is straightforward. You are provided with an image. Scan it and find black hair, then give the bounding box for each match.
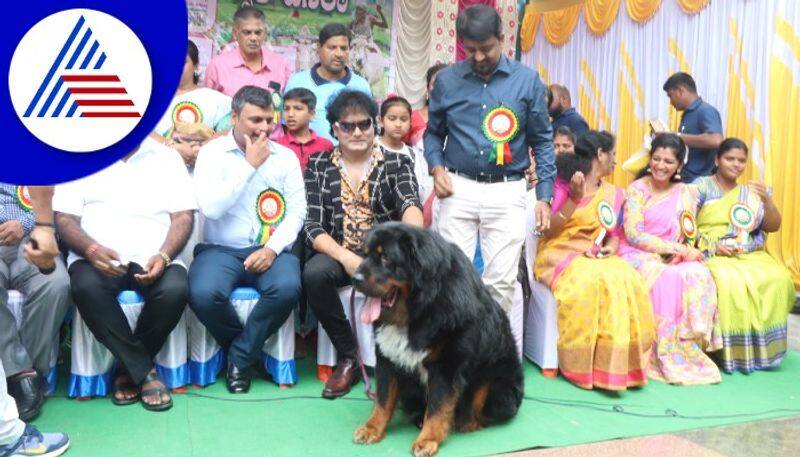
[426,63,448,89]
[233,5,265,24]
[456,4,502,42]
[319,23,351,46]
[380,96,412,118]
[556,130,615,181]
[550,84,571,103]
[232,85,273,115]
[635,133,687,181]
[283,87,317,111]
[187,40,199,85]
[663,72,697,93]
[553,126,577,145]
[326,90,378,136]
[717,137,749,158]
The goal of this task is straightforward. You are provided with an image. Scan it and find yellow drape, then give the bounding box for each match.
[584,0,622,37]
[520,6,541,52]
[767,17,800,287]
[542,5,582,46]
[677,0,710,15]
[626,0,663,23]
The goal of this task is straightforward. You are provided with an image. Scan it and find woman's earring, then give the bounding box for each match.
[646,167,651,173]
[675,169,682,180]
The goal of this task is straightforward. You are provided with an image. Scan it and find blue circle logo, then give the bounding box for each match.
[2,0,187,184]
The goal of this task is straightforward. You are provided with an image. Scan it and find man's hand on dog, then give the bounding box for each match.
[431,166,454,199]
[340,250,364,277]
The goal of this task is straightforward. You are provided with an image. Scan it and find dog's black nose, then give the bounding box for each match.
[352,271,365,286]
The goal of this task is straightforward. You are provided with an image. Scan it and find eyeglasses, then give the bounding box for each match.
[336,118,373,134]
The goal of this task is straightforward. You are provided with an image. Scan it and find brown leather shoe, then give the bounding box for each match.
[322,358,359,399]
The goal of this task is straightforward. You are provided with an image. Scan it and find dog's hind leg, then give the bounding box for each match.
[455,384,489,433]
[354,375,399,445]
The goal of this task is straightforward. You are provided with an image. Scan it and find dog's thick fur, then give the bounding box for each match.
[352,223,523,457]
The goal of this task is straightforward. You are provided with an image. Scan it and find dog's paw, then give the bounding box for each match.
[411,439,440,457]
[353,424,384,445]
[457,420,483,433]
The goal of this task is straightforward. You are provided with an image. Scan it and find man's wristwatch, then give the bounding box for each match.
[158,251,172,267]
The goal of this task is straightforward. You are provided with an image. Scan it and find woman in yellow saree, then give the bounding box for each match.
[535,131,654,391]
[694,138,795,374]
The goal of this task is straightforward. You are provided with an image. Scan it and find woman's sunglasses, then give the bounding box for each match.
[335,118,373,134]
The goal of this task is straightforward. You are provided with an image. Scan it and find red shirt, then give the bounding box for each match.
[275,127,334,171]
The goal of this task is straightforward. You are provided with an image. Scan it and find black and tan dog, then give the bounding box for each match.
[351,222,523,457]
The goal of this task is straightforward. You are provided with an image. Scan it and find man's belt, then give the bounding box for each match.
[446,168,524,184]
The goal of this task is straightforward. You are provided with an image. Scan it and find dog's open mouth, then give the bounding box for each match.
[359,287,400,324]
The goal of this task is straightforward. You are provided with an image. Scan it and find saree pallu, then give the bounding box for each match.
[696,179,795,373]
[618,181,721,385]
[535,182,654,390]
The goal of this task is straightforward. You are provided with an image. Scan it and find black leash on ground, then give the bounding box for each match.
[167,391,800,421]
[349,288,376,401]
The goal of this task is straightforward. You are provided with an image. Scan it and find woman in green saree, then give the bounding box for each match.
[694,138,795,374]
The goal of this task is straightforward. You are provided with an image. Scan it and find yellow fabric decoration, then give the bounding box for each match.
[584,0,622,37]
[542,5,582,47]
[520,5,541,52]
[677,0,710,15]
[625,0,662,23]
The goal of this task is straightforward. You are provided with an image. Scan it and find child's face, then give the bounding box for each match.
[380,105,411,142]
[283,99,313,132]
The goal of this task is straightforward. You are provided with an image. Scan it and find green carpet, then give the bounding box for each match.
[31,352,800,456]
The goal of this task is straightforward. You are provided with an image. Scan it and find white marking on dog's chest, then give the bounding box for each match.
[375,325,430,384]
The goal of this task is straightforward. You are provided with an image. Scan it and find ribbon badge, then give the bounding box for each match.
[256,189,286,245]
[679,210,697,244]
[595,200,616,251]
[16,186,32,212]
[171,101,202,124]
[482,105,520,166]
[729,203,755,245]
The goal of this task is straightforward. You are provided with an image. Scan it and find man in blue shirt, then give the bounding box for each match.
[424,4,555,314]
[284,23,372,144]
[663,72,723,183]
[549,84,589,136]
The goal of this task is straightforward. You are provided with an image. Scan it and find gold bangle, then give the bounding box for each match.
[158,251,172,267]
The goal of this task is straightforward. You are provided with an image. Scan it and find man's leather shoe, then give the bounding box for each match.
[226,362,251,394]
[322,358,359,399]
[7,372,45,421]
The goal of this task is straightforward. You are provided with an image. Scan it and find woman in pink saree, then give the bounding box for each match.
[618,134,721,385]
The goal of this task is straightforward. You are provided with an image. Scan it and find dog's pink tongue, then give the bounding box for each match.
[360,297,383,324]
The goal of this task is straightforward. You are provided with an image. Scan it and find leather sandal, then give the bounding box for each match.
[139,370,172,412]
[111,372,139,406]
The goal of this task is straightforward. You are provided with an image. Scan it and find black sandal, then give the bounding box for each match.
[139,370,173,412]
[111,372,139,406]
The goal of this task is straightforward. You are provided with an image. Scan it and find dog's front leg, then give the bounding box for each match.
[411,373,458,457]
[354,358,398,444]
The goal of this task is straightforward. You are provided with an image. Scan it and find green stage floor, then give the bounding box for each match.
[31,352,800,456]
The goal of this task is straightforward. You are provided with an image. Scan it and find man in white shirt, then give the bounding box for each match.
[189,86,306,394]
[54,138,196,412]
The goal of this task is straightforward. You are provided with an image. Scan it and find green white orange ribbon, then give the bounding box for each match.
[680,210,697,244]
[729,203,755,245]
[16,186,32,212]
[482,106,519,166]
[595,200,616,252]
[256,189,286,245]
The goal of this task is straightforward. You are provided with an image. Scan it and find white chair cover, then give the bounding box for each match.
[187,287,297,386]
[522,189,559,370]
[68,290,189,398]
[317,286,376,368]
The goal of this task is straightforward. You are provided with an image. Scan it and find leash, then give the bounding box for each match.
[349,288,376,400]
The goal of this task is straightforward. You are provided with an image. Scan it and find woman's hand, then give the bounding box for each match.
[569,172,586,202]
